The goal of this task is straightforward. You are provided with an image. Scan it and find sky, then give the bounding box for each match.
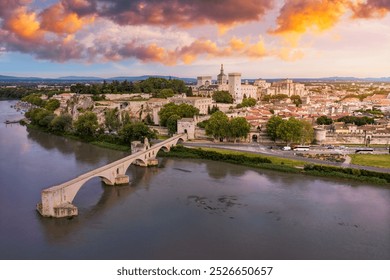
[0,0,390,79]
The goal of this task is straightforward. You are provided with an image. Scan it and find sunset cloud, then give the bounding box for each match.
[39,2,95,34]
[0,0,389,71]
[351,0,390,18]
[89,0,274,28]
[5,7,42,40]
[271,0,349,36]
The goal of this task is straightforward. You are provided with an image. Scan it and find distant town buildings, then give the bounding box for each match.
[193,64,307,103]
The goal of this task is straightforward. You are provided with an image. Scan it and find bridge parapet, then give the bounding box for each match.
[37,134,187,218]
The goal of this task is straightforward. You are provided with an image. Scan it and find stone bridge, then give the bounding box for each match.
[37,134,187,218]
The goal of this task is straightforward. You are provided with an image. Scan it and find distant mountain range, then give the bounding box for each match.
[0,74,198,83]
[1,74,390,83]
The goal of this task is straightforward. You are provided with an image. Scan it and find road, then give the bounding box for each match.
[183,142,390,174]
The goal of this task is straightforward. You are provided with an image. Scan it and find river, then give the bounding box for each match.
[0,100,389,260]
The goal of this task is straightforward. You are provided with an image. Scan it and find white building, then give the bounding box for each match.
[270,79,307,96]
[197,76,212,87]
[254,79,271,89]
[241,80,258,100]
[168,96,213,115]
[228,73,242,103]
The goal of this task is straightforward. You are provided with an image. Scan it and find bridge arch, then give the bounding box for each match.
[67,174,115,204]
[158,145,170,153]
[175,137,186,145]
[133,158,147,166]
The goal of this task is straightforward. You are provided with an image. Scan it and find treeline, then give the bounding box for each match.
[70,77,192,97]
[337,116,375,126]
[303,164,390,185]
[0,87,59,99]
[316,115,376,126]
[21,94,61,111]
[204,111,251,142]
[26,108,156,151]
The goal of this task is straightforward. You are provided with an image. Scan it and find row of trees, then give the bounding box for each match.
[0,87,60,99]
[70,78,192,97]
[316,115,376,126]
[337,116,374,126]
[26,107,156,146]
[205,111,251,142]
[266,116,314,144]
[21,94,60,111]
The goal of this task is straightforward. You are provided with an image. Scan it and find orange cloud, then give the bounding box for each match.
[270,0,349,43]
[6,7,42,39]
[40,2,94,34]
[229,37,246,51]
[245,39,267,57]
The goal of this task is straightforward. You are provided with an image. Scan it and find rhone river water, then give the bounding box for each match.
[0,100,389,259]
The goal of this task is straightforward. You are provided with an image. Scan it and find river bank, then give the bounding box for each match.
[158,146,390,186]
[25,121,390,186]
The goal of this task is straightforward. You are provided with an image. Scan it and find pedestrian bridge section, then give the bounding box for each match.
[37,134,187,218]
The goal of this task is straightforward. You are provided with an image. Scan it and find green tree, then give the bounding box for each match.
[276,117,303,144]
[212,91,234,103]
[158,103,199,126]
[266,115,283,141]
[166,114,181,135]
[38,112,55,128]
[74,111,99,138]
[121,111,131,126]
[208,105,220,115]
[156,88,175,98]
[104,108,120,132]
[49,114,73,133]
[21,94,46,107]
[26,108,53,127]
[228,117,250,142]
[44,99,60,112]
[119,122,157,144]
[316,115,333,125]
[290,95,302,107]
[205,111,230,140]
[237,97,256,108]
[158,103,179,126]
[299,120,314,144]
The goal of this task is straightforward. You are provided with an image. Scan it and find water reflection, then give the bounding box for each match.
[27,127,129,165]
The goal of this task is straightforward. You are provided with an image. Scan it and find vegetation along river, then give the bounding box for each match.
[0,100,389,259]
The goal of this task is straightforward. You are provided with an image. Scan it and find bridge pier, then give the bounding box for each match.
[115,174,130,185]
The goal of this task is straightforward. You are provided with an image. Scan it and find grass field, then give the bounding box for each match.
[350,154,390,169]
[198,147,307,168]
